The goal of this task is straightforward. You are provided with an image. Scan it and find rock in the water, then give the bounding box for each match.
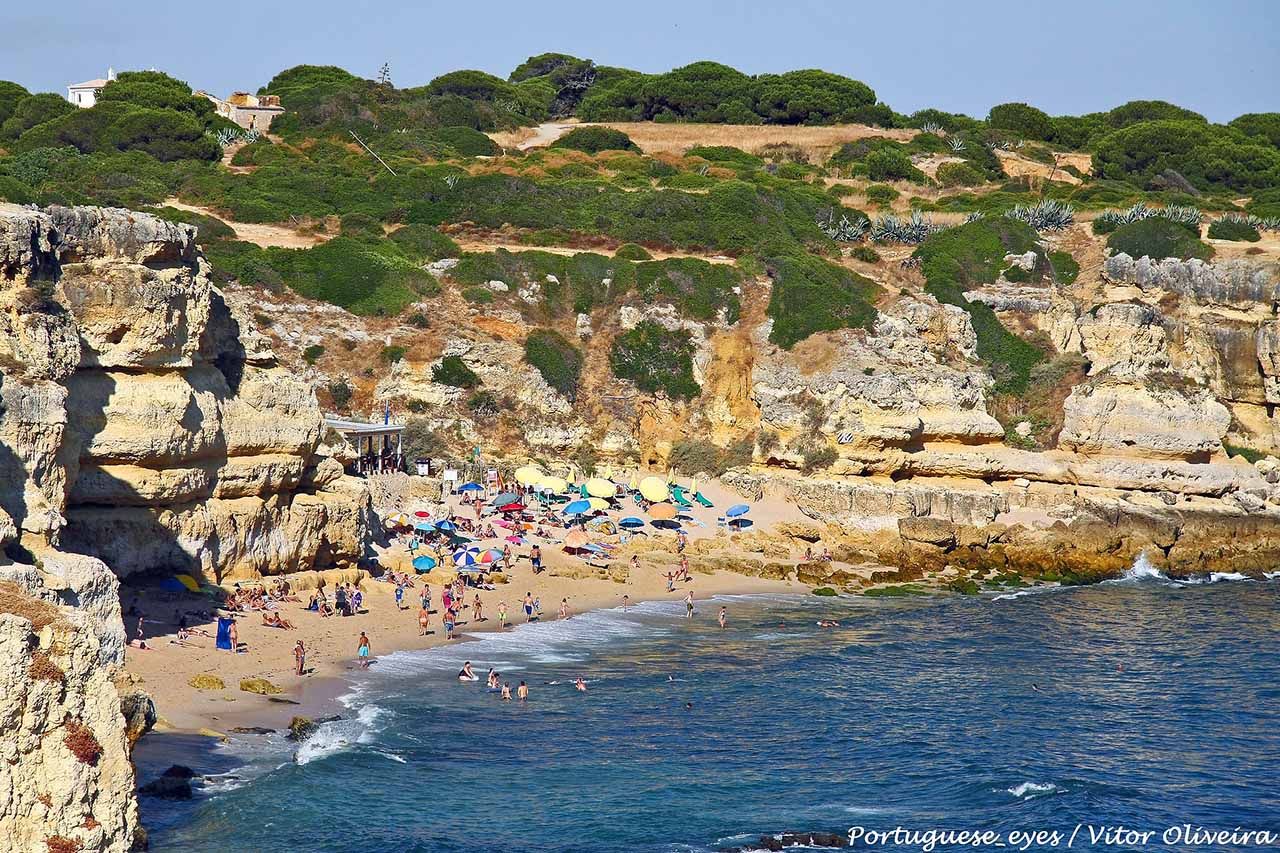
[239,678,282,695]
[138,765,194,800]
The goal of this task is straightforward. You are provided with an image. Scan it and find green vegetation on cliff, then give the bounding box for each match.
[609,321,700,400]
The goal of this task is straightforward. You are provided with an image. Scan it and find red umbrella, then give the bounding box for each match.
[499,502,525,512]
[414,510,431,518]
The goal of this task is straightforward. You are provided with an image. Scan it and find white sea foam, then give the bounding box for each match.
[1122,552,1166,581]
[294,701,387,766]
[1005,781,1063,799]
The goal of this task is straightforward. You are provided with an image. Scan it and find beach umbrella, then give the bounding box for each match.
[563,529,590,549]
[514,465,543,486]
[651,519,682,531]
[414,521,436,533]
[564,499,591,516]
[638,476,669,502]
[435,519,457,531]
[480,547,506,564]
[413,510,432,518]
[412,555,437,573]
[538,475,568,494]
[505,534,524,544]
[498,502,526,513]
[728,517,754,530]
[726,503,751,518]
[158,577,187,593]
[648,502,677,520]
[586,497,609,512]
[175,574,201,592]
[585,477,616,499]
[384,510,411,528]
[619,516,645,529]
[628,472,639,491]
[452,548,481,567]
[492,491,519,506]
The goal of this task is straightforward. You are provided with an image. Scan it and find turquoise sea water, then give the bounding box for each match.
[142,568,1280,852]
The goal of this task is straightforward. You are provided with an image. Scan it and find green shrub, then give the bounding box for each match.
[1207,217,1261,242]
[1225,443,1266,463]
[1107,217,1213,261]
[552,126,638,154]
[302,344,325,364]
[380,344,407,364]
[987,102,1053,141]
[936,161,985,187]
[1,93,76,139]
[466,389,500,417]
[864,184,899,205]
[801,443,838,472]
[1048,251,1079,284]
[685,146,762,168]
[429,126,500,157]
[0,175,34,203]
[524,328,583,399]
[432,355,480,388]
[340,211,382,237]
[914,218,1046,394]
[850,245,881,263]
[406,311,429,328]
[1229,113,1280,148]
[865,148,924,182]
[613,242,652,261]
[1092,119,1280,193]
[326,380,353,410]
[461,286,494,304]
[635,257,742,322]
[390,224,460,260]
[609,321,700,400]
[267,237,430,315]
[765,253,880,348]
[812,587,838,597]
[668,436,752,476]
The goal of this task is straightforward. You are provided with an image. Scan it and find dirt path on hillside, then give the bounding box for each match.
[451,235,737,264]
[162,198,329,249]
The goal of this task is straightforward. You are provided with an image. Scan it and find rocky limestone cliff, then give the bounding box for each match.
[0,203,372,582]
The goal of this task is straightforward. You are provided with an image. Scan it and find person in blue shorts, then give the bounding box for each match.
[357,631,371,668]
[394,584,404,610]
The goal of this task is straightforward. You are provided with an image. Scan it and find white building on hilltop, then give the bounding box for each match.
[67,67,116,108]
[198,91,285,131]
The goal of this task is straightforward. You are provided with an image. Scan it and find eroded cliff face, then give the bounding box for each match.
[0,203,372,582]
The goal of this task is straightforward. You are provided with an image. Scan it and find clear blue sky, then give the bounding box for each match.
[4,0,1276,122]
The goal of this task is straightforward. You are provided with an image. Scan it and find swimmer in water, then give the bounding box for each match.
[501,682,512,701]
[818,620,840,628]
[458,661,476,681]
[575,677,587,692]
[1032,683,1041,692]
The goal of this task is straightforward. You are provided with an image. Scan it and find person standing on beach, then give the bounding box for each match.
[294,639,306,675]
[666,572,675,592]
[524,592,535,622]
[418,604,430,636]
[718,606,726,629]
[357,631,371,668]
[228,619,239,653]
[679,554,690,581]
[473,593,484,622]
[531,544,542,574]
[136,615,145,643]
[622,594,630,611]
[395,583,405,611]
[685,590,694,619]
[498,601,508,630]
[420,583,431,612]
[559,598,569,620]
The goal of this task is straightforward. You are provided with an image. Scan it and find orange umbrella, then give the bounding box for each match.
[648,502,677,520]
[563,529,590,549]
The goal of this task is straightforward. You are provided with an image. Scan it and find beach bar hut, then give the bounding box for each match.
[324,415,405,475]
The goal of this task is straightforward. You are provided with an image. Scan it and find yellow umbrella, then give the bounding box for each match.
[539,475,568,493]
[585,478,616,498]
[175,574,201,592]
[587,497,609,511]
[628,472,639,491]
[515,465,543,486]
[667,468,675,483]
[639,476,669,502]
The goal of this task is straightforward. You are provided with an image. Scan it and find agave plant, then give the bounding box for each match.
[946,136,966,152]
[1006,199,1075,232]
[964,211,985,224]
[1095,202,1203,231]
[870,211,945,245]
[819,211,869,242]
[920,121,943,135]
[214,128,238,147]
[443,174,460,190]
[1261,217,1280,233]
[1219,211,1264,228]
[242,128,262,144]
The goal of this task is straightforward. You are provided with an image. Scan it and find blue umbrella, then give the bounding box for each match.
[452,548,480,566]
[651,519,682,531]
[728,517,754,530]
[412,555,437,573]
[619,516,645,529]
[726,503,750,518]
[414,521,436,532]
[158,577,187,593]
[564,499,591,516]
[435,519,457,531]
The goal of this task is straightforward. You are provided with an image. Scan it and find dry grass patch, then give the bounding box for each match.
[0,582,65,630]
[28,650,64,682]
[63,719,102,766]
[594,122,917,162]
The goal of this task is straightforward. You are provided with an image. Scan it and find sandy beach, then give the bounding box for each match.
[123,477,817,735]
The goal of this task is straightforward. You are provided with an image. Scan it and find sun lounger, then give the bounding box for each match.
[694,491,714,508]
[671,486,694,509]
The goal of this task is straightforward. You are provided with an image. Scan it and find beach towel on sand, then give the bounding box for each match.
[215,617,234,651]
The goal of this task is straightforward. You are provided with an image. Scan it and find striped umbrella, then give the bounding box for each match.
[452,548,481,567]
[480,548,506,564]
